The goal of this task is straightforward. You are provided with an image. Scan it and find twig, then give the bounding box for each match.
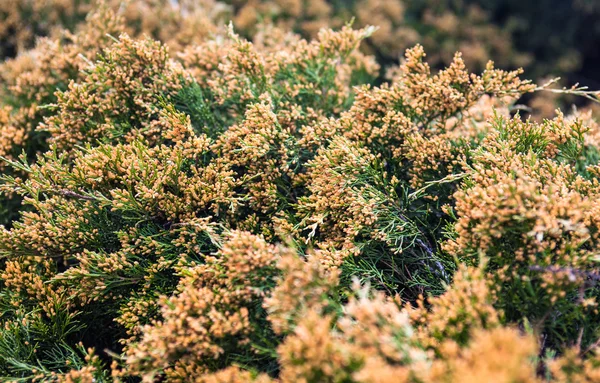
[576,326,585,353]
[58,189,97,201]
[408,172,468,200]
[583,337,600,355]
[535,77,600,104]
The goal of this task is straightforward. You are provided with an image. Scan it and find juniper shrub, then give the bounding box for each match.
[1,2,600,382]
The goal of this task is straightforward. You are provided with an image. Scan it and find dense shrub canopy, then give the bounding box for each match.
[1,1,600,382]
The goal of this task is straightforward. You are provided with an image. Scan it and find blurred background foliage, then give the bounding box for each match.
[1,0,599,123]
[2,0,599,82]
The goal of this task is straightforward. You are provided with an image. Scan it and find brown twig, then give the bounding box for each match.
[58,189,97,201]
